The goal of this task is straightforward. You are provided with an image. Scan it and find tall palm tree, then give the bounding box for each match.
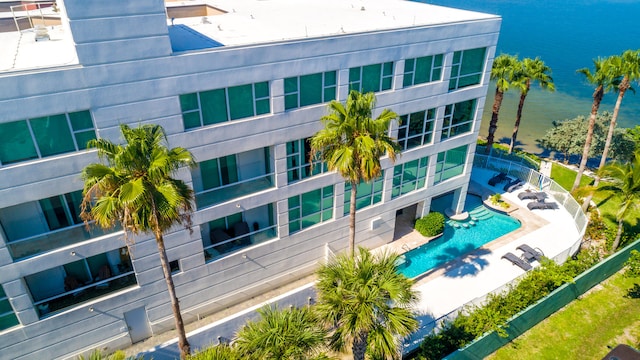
[485,54,519,154]
[80,124,195,359]
[582,50,640,211]
[597,150,640,251]
[234,305,331,360]
[572,57,615,192]
[508,57,555,154]
[315,247,418,360]
[310,90,400,258]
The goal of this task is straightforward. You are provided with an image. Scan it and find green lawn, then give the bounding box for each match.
[488,272,640,360]
[548,163,640,232]
[549,163,593,191]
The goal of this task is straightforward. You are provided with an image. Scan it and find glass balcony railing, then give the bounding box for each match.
[195,174,274,209]
[203,225,277,261]
[7,223,117,260]
[33,271,137,318]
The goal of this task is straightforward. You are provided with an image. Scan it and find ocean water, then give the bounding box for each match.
[419,0,640,154]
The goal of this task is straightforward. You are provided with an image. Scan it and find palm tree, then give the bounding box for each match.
[187,344,240,360]
[310,90,400,258]
[597,150,640,251]
[234,305,331,360]
[485,54,519,154]
[508,57,555,154]
[572,57,615,192]
[80,124,195,359]
[582,50,640,211]
[315,247,418,360]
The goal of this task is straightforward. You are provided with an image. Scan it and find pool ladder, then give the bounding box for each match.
[402,244,411,252]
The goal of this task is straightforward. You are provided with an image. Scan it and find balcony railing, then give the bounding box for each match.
[33,271,137,318]
[7,223,116,260]
[203,225,277,261]
[195,174,274,209]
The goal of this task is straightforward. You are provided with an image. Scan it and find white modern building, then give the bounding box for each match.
[0,0,500,358]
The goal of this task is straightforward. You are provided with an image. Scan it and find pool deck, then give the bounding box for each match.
[386,167,582,349]
[129,167,582,358]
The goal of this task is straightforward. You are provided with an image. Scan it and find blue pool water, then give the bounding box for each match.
[397,194,521,278]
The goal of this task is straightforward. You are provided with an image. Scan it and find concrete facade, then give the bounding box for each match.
[0,0,500,358]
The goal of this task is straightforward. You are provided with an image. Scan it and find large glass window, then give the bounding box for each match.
[0,110,96,165]
[392,157,429,198]
[0,190,114,260]
[180,81,270,130]
[286,138,326,183]
[25,247,136,318]
[448,48,486,91]
[403,55,443,87]
[344,174,384,215]
[203,204,277,260]
[0,286,19,331]
[288,186,334,234]
[397,109,436,150]
[441,99,476,140]
[434,145,468,184]
[284,71,337,110]
[349,62,393,93]
[195,148,274,208]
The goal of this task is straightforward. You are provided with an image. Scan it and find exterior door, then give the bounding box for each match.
[124,307,152,344]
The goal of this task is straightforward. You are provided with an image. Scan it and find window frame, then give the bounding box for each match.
[396,108,436,150]
[288,186,334,234]
[284,71,337,110]
[0,110,96,166]
[348,62,394,93]
[448,48,487,91]
[402,54,444,87]
[180,81,271,130]
[343,174,385,215]
[441,99,477,140]
[391,157,429,198]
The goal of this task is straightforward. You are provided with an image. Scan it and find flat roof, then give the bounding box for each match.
[170,0,498,48]
[0,0,498,73]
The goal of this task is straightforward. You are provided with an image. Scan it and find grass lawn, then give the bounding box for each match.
[549,163,593,191]
[488,272,640,360]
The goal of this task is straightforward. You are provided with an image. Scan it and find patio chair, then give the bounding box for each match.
[488,172,508,186]
[504,178,524,192]
[518,191,547,201]
[501,252,532,271]
[527,201,558,210]
[516,244,544,261]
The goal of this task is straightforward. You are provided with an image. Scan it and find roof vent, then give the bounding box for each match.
[34,25,50,41]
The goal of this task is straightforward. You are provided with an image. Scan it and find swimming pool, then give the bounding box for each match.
[396,194,521,279]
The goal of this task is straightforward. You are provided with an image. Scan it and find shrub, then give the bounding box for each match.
[415,252,602,358]
[415,212,445,237]
[624,250,640,278]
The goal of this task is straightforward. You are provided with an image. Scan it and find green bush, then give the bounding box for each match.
[624,250,640,278]
[415,212,445,237]
[414,251,602,359]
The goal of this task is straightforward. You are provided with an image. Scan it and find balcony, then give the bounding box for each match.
[7,223,116,260]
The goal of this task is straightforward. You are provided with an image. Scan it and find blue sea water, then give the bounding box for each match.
[418,0,640,154]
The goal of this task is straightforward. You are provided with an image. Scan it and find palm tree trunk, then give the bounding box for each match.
[612,219,624,252]
[349,181,357,258]
[155,231,191,359]
[509,86,529,154]
[485,87,504,154]
[352,331,368,360]
[572,86,604,192]
[582,83,628,212]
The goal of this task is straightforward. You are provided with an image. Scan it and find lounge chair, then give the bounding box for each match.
[518,191,547,201]
[516,244,544,261]
[527,201,558,210]
[504,178,524,192]
[502,252,532,271]
[488,172,508,186]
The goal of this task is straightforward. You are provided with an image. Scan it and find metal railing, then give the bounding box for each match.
[403,154,588,355]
